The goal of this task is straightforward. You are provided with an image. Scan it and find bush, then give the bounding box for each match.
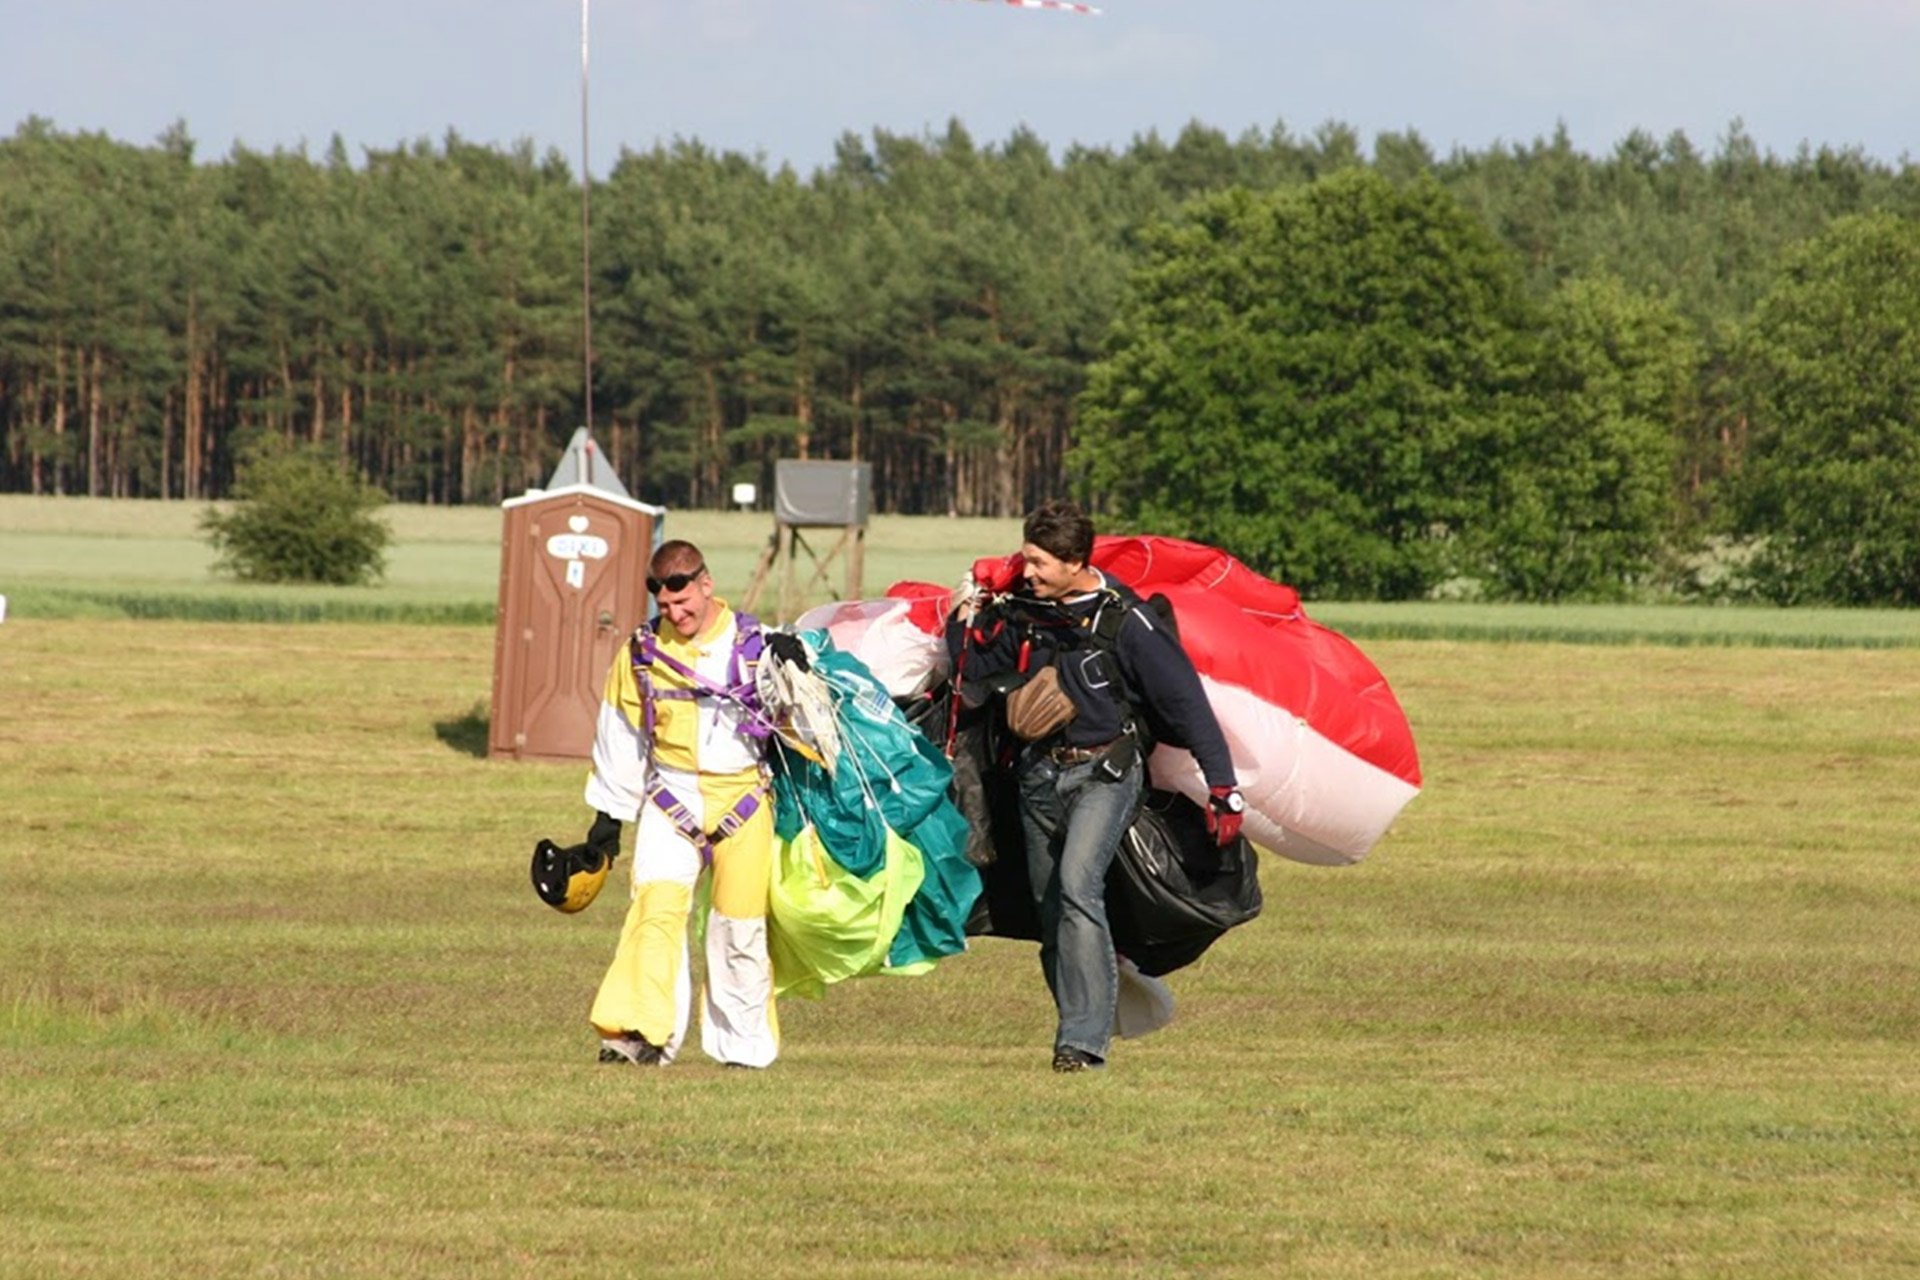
[201,447,392,585]
[1075,175,1695,603]
[1726,214,1920,605]
[1074,172,1537,600]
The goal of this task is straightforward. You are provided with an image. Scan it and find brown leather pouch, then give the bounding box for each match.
[1004,665,1077,741]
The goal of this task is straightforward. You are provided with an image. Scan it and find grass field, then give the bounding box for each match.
[4,608,1918,1277]
[0,495,1016,625]
[6,494,1920,645]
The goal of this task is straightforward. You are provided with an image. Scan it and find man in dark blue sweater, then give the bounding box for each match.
[951,500,1244,1072]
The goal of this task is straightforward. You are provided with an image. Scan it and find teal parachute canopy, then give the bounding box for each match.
[768,635,980,994]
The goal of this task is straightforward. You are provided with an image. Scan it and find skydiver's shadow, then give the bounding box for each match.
[434,701,490,758]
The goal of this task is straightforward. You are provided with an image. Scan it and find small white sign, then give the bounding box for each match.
[545,533,610,561]
[566,560,585,590]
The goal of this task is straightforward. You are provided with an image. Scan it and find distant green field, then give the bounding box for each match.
[0,495,1016,626]
[4,495,1919,645]
[1305,599,1920,648]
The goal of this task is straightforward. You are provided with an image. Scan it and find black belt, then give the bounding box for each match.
[1046,737,1121,766]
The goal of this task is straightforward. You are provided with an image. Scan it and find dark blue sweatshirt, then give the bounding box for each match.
[948,574,1237,789]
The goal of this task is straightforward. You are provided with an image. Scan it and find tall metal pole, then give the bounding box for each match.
[580,0,594,438]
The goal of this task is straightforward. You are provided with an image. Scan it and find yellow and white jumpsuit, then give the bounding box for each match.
[583,601,780,1067]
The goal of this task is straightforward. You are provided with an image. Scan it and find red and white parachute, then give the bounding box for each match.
[796,535,1422,866]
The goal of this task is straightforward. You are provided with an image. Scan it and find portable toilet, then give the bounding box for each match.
[489,429,663,761]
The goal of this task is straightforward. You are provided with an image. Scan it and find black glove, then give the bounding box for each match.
[765,631,811,673]
[586,811,622,860]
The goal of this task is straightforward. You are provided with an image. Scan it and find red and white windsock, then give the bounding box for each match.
[957,0,1103,14]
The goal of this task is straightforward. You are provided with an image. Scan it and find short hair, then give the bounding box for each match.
[1023,499,1095,565]
[650,539,706,577]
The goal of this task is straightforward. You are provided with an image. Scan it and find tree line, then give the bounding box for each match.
[2,114,1917,599]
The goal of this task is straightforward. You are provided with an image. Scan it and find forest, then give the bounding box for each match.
[2,113,1918,600]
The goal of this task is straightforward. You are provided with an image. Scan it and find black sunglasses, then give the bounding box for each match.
[647,564,707,595]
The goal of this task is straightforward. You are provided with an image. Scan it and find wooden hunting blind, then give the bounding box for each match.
[489,429,664,762]
[742,459,871,620]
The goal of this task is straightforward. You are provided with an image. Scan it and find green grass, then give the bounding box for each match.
[1306,600,1920,649]
[0,495,1015,625]
[7,495,1920,645]
[3,622,1917,1278]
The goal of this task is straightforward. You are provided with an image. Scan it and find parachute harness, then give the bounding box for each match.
[644,777,763,867]
[965,586,1148,753]
[628,617,777,865]
[630,617,774,740]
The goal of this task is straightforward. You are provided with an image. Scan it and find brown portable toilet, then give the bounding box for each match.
[489,429,665,761]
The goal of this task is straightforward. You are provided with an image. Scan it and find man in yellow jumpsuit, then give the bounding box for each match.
[579,540,782,1068]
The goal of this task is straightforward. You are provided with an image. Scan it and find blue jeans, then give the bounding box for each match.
[1018,748,1143,1062]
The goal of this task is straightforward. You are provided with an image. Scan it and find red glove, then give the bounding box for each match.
[970,554,1023,595]
[1205,786,1245,847]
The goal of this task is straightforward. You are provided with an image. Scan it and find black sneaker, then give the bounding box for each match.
[600,1033,666,1066]
[1051,1047,1103,1073]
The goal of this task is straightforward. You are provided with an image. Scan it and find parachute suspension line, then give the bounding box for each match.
[816,667,904,813]
[760,657,843,773]
[823,678,888,814]
[843,738,886,817]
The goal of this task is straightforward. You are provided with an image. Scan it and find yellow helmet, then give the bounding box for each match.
[530,838,614,913]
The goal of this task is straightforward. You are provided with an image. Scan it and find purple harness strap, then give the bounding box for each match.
[628,618,773,739]
[627,615,774,864]
[646,778,766,866]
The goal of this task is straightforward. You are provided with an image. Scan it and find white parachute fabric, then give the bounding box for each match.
[793,597,950,699]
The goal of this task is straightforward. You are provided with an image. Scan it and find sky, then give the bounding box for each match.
[4,0,1918,176]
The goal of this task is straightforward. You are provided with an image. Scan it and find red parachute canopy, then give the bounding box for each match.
[888,534,1421,864]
